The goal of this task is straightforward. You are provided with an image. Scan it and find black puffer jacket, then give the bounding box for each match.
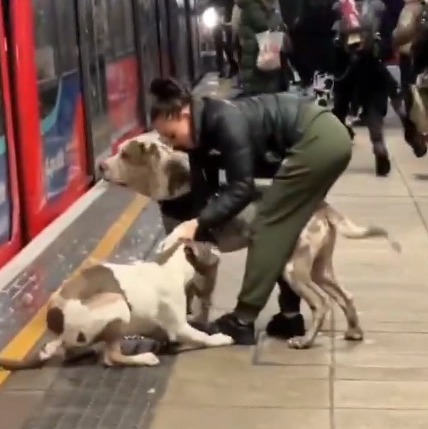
[184,93,321,231]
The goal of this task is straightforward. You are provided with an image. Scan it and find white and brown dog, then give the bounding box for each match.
[0,238,232,371]
[100,134,401,349]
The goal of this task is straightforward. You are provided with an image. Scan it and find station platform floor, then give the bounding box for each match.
[2,73,428,429]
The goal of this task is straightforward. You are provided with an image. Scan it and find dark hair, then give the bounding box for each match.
[149,77,192,121]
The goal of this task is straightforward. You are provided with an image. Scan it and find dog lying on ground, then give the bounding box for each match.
[0,239,232,371]
[100,134,401,349]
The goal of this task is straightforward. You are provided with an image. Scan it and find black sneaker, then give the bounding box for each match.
[266,313,305,339]
[375,154,391,177]
[208,313,256,345]
[403,119,427,158]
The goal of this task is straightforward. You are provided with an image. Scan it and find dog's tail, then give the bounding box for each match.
[0,352,48,371]
[324,203,401,252]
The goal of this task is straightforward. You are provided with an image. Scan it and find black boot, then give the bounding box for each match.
[403,119,427,158]
[266,278,305,339]
[208,313,256,345]
[375,153,391,177]
[266,313,305,339]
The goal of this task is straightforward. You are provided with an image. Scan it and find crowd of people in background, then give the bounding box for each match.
[206,0,428,177]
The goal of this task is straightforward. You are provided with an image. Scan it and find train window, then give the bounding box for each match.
[122,0,136,53]
[33,0,59,83]
[93,0,111,57]
[0,67,11,244]
[0,86,5,138]
[108,0,127,56]
[53,0,79,72]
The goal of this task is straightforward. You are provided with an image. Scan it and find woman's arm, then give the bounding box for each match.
[197,109,256,230]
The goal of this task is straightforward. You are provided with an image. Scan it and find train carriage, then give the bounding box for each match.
[0,0,207,268]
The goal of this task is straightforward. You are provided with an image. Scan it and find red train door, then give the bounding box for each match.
[77,0,144,159]
[0,0,22,267]
[9,0,89,239]
[76,0,112,175]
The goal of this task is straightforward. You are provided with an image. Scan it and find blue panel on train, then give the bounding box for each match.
[0,136,11,245]
[41,71,80,201]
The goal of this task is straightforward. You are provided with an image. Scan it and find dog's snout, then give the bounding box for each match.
[98,161,108,178]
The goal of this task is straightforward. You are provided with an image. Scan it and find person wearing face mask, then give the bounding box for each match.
[149,77,352,345]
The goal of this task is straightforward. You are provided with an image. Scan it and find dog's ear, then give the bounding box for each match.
[46,307,64,335]
[164,158,190,196]
[146,142,161,159]
[120,141,160,163]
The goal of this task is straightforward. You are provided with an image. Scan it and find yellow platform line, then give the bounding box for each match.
[0,194,149,385]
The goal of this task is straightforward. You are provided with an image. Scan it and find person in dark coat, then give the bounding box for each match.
[149,77,352,345]
[236,0,289,95]
[209,0,239,78]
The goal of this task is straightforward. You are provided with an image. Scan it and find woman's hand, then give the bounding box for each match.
[173,218,199,242]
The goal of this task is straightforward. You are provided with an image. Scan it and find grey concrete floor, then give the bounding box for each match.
[151,125,428,429]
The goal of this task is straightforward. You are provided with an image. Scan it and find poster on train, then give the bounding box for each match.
[10,0,90,239]
[42,72,83,201]
[106,56,140,146]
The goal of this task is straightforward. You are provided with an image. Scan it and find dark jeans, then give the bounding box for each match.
[213,24,236,73]
[399,53,415,116]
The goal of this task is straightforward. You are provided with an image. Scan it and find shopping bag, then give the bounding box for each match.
[255,30,284,71]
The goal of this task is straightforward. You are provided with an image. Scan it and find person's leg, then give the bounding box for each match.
[398,53,428,157]
[332,76,355,140]
[224,25,238,78]
[265,277,305,339]
[211,109,353,344]
[366,105,391,177]
[213,25,225,77]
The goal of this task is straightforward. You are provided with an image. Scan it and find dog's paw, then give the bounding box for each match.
[344,326,364,341]
[287,336,312,350]
[207,333,234,347]
[139,352,160,366]
[187,313,209,325]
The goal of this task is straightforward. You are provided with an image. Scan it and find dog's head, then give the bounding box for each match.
[47,296,130,350]
[100,132,191,201]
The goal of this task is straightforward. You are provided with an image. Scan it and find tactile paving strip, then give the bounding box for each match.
[16,202,172,429]
[21,342,175,429]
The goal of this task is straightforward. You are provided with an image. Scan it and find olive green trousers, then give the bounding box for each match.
[236,105,353,322]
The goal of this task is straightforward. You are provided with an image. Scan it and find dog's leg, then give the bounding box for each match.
[160,283,233,348]
[284,260,329,349]
[188,262,219,324]
[312,231,364,342]
[315,265,363,341]
[186,284,196,316]
[103,341,160,367]
[175,323,234,348]
[0,338,64,371]
[99,319,160,367]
